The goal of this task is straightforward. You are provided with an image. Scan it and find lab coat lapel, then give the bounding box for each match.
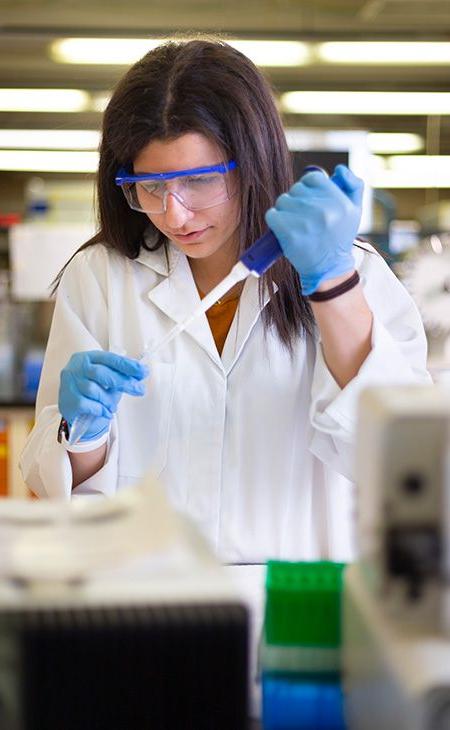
[144,246,223,369]
[221,275,274,373]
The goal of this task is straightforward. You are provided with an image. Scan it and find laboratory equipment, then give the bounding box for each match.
[343,564,450,730]
[0,476,249,729]
[264,561,345,649]
[397,236,450,374]
[262,675,346,730]
[343,384,450,730]
[261,561,346,729]
[24,177,49,220]
[355,385,450,631]
[398,236,450,334]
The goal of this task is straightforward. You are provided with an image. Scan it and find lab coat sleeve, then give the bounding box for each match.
[19,245,120,499]
[309,245,432,480]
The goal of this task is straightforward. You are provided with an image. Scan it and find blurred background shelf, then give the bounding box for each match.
[0,404,34,498]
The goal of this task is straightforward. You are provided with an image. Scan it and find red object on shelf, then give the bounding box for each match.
[0,213,21,228]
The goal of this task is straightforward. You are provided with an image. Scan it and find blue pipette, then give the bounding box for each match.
[67,166,325,445]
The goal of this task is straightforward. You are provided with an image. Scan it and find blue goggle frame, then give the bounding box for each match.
[115,160,238,186]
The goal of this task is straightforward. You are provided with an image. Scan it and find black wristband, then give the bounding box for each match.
[307,271,360,302]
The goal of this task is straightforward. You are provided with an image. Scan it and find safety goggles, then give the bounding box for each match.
[115,160,238,214]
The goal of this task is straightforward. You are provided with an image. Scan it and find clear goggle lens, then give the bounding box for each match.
[121,169,234,214]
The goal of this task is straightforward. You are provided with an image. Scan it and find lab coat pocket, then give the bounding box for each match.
[117,361,176,479]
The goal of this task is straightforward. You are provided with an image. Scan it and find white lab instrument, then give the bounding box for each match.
[355,385,450,632]
[343,384,450,730]
[0,476,249,729]
[343,563,450,730]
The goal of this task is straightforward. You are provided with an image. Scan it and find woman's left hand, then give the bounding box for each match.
[265,164,364,295]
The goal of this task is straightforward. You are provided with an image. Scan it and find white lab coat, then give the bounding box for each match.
[20,238,431,564]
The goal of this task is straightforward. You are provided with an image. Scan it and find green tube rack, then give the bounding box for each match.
[264,561,346,649]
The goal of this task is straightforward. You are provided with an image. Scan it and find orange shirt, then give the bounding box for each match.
[197,288,240,355]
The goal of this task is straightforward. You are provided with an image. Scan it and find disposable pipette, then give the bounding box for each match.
[67,165,327,445]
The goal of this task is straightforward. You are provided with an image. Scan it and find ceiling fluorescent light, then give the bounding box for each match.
[51,38,163,65]
[387,155,450,173]
[367,133,423,154]
[51,38,450,68]
[0,130,100,150]
[0,89,89,113]
[51,37,310,67]
[372,155,450,188]
[281,91,450,115]
[318,42,450,65]
[228,40,309,67]
[0,149,98,173]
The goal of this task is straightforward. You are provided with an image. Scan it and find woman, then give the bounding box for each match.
[21,38,430,565]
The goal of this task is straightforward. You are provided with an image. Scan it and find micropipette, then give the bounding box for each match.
[67,165,326,445]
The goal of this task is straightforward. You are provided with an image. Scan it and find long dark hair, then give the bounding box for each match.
[58,38,316,350]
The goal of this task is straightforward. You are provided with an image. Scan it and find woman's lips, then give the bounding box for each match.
[170,227,210,243]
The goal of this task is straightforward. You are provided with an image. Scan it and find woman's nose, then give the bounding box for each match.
[163,192,195,228]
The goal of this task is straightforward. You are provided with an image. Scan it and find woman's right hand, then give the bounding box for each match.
[58,350,148,441]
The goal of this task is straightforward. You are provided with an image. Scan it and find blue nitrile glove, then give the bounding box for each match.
[59,350,148,441]
[265,164,364,295]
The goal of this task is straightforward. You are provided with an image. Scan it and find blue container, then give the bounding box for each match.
[22,348,44,399]
[262,673,346,730]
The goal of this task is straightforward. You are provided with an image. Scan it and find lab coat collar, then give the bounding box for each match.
[141,237,275,372]
[135,231,175,276]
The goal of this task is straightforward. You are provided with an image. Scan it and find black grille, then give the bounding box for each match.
[4,602,248,730]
